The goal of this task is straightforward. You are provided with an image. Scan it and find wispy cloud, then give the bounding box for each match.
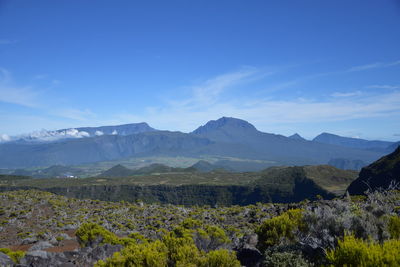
[0,68,41,108]
[367,84,400,90]
[0,39,17,45]
[54,108,96,121]
[347,60,400,72]
[331,91,362,97]
[115,69,400,132]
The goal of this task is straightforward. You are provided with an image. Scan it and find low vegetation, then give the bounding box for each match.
[0,188,399,266]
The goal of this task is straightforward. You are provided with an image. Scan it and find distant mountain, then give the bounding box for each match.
[99,163,196,178]
[386,142,400,153]
[71,122,156,137]
[347,146,400,195]
[4,122,157,143]
[328,158,366,171]
[313,132,394,152]
[0,117,388,169]
[12,165,84,178]
[288,133,306,141]
[190,160,229,172]
[98,164,136,177]
[192,117,382,167]
[0,131,212,168]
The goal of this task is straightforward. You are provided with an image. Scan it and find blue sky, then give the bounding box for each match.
[0,0,399,141]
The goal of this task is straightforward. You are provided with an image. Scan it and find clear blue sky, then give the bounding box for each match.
[0,0,399,141]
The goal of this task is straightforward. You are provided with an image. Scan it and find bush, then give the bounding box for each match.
[95,240,168,267]
[264,250,312,267]
[76,222,135,247]
[327,234,400,266]
[256,209,305,251]
[0,248,25,263]
[199,249,241,267]
[388,215,400,239]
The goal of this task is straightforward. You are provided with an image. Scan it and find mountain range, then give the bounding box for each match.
[0,117,397,170]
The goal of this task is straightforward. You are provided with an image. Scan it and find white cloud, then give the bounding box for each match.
[347,60,400,72]
[0,134,10,142]
[331,91,362,97]
[0,68,41,107]
[55,108,95,121]
[116,70,400,132]
[367,85,400,90]
[95,130,104,136]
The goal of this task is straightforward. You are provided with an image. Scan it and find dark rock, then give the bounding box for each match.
[0,252,14,266]
[348,146,400,195]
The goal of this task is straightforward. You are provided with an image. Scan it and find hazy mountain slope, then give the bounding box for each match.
[347,147,400,195]
[0,117,387,169]
[313,132,394,151]
[12,165,84,178]
[328,158,366,171]
[0,131,213,168]
[289,133,306,141]
[72,122,156,136]
[192,117,383,165]
[98,164,136,177]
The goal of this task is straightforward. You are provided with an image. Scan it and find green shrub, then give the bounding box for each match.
[388,215,400,239]
[76,222,135,247]
[264,251,312,267]
[327,234,400,266]
[0,248,25,263]
[256,209,305,251]
[95,240,168,267]
[199,249,241,267]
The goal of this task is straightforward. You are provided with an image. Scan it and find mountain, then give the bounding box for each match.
[98,163,197,178]
[347,146,400,195]
[98,164,136,177]
[0,131,213,168]
[4,122,156,143]
[0,117,387,169]
[313,132,394,152]
[12,165,84,178]
[327,158,366,171]
[190,160,229,172]
[71,122,156,137]
[192,117,382,166]
[288,133,306,141]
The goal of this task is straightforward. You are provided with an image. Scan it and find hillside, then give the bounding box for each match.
[1,187,399,266]
[0,117,387,169]
[313,132,394,152]
[0,165,357,205]
[347,146,400,195]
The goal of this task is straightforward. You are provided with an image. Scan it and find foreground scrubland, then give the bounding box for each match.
[0,189,400,266]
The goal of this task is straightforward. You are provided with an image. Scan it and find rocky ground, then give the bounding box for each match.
[0,189,399,266]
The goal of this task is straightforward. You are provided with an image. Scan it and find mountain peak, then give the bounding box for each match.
[192,117,257,135]
[289,133,306,141]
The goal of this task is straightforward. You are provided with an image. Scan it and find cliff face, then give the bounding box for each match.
[0,178,334,206]
[347,146,400,195]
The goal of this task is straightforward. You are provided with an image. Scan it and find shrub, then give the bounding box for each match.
[264,251,312,267]
[0,248,25,263]
[327,234,400,266]
[199,249,241,267]
[256,209,305,251]
[95,240,168,267]
[388,215,400,239]
[76,222,135,247]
